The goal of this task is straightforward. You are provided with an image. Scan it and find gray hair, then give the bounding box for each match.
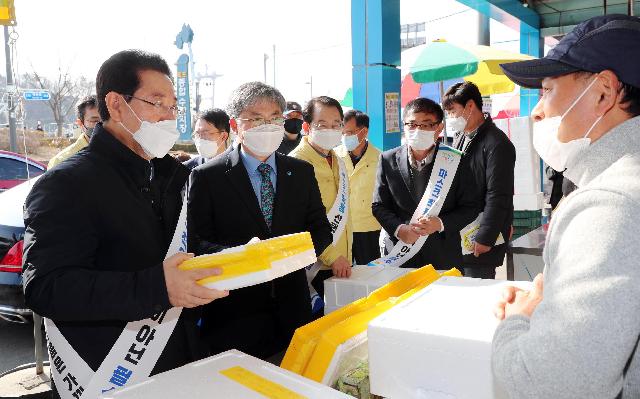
[226,81,286,118]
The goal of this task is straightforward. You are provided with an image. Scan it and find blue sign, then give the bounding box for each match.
[176,54,191,142]
[23,90,50,101]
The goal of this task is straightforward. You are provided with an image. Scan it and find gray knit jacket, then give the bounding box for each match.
[492,116,640,399]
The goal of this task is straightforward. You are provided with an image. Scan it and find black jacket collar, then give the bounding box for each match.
[89,123,153,187]
[89,123,189,192]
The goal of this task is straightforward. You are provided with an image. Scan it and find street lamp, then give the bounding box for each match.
[305,76,313,100]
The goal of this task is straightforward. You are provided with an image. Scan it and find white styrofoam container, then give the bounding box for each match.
[494,117,542,196]
[201,247,317,291]
[100,350,351,399]
[368,276,532,399]
[513,192,544,210]
[323,265,410,314]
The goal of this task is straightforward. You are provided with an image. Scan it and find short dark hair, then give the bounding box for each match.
[344,109,369,128]
[197,108,230,133]
[77,95,97,121]
[574,71,640,117]
[96,50,173,121]
[621,83,640,116]
[302,96,344,124]
[442,82,483,111]
[403,97,444,122]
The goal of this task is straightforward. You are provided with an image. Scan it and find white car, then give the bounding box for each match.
[0,176,41,323]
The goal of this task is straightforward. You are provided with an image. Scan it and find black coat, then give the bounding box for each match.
[372,144,480,269]
[184,155,208,171]
[22,124,201,377]
[454,117,516,267]
[188,145,332,359]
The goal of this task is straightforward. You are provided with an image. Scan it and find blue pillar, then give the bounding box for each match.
[351,0,401,151]
[519,23,543,116]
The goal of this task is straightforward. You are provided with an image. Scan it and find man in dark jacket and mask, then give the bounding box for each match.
[443,82,516,279]
[22,50,227,399]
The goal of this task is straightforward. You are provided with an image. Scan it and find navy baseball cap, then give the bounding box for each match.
[500,14,640,89]
[284,101,302,116]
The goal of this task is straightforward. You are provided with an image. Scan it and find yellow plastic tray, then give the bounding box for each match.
[179,232,315,285]
[280,265,461,378]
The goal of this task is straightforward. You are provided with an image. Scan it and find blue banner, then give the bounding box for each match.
[176,54,191,142]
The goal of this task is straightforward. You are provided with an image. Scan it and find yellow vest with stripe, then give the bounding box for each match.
[289,136,352,269]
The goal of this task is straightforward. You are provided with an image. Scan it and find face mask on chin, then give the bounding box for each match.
[533,76,602,173]
[119,96,179,159]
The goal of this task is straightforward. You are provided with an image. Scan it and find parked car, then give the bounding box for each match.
[0,176,41,323]
[0,150,47,192]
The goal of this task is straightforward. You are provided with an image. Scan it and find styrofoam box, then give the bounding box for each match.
[100,350,351,399]
[494,117,542,196]
[368,276,532,399]
[514,192,544,211]
[323,265,411,314]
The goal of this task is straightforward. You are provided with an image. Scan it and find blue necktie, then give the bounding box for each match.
[257,163,275,229]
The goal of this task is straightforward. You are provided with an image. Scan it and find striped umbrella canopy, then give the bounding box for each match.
[402,39,534,96]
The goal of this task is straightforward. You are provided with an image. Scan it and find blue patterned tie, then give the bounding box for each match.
[257,163,275,229]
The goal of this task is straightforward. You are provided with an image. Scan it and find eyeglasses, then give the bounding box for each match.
[404,121,440,130]
[311,122,344,130]
[236,116,285,127]
[192,129,224,140]
[343,127,364,136]
[123,95,184,117]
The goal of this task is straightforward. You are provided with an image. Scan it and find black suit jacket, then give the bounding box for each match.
[372,144,480,269]
[454,117,516,266]
[23,125,202,378]
[188,145,332,359]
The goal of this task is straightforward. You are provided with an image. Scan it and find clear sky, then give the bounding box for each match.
[4,0,521,109]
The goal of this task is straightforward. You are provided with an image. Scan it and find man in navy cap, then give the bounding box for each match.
[492,14,640,399]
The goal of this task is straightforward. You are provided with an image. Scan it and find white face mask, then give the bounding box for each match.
[406,129,436,151]
[242,124,284,158]
[120,98,179,159]
[533,77,602,172]
[446,107,470,133]
[310,129,342,151]
[342,134,362,152]
[194,137,220,159]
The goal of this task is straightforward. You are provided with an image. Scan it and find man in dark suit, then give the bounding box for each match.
[372,98,479,270]
[443,82,516,279]
[188,81,332,360]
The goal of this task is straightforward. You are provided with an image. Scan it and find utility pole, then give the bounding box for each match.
[305,76,313,100]
[4,26,17,153]
[272,44,276,88]
[263,53,269,83]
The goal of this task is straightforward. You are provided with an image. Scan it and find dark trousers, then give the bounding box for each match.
[463,265,497,279]
[352,230,382,265]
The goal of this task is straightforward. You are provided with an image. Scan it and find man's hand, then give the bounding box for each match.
[473,242,492,257]
[397,224,420,244]
[494,273,544,320]
[163,252,229,308]
[331,256,352,278]
[413,216,443,235]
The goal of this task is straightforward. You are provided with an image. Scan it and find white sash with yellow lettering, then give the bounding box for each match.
[369,144,462,268]
[44,190,189,399]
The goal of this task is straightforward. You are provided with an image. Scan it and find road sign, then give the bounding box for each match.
[23,90,50,101]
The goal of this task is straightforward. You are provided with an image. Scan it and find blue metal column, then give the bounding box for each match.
[519,23,543,116]
[351,0,401,151]
[456,0,542,116]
